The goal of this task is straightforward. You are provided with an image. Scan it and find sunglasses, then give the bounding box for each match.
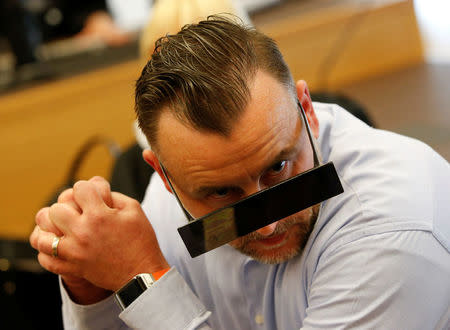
[160,101,343,257]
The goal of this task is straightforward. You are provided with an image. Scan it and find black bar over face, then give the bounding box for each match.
[161,101,344,258]
[178,162,343,257]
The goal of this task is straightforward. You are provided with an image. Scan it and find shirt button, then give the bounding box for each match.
[255,314,264,325]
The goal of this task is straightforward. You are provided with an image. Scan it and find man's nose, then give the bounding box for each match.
[243,182,278,236]
[256,222,278,236]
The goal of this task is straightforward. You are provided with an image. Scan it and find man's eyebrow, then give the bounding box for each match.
[193,135,302,197]
[193,113,305,196]
[271,144,299,164]
[192,145,300,196]
[259,140,300,174]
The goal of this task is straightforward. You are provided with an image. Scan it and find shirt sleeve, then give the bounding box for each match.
[60,277,127,330]
[60,268,212,330]
[119,267,211,329]
[301,230,450,329]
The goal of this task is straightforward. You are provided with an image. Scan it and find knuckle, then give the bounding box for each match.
[57,188,74,203]
[88,208,105,223]
[76,230,91,248]
[90,175,106,183]
[73,180,88,192]
[128,198,141,210]
[91,176,111,195]
[131,210,143,224]
[35,207,48,226]
[36,237,46,253]
[129,211,144,226]
[48,203,62,221]
[49,202,62,215]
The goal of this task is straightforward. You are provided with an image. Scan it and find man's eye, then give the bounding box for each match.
[213,188,230,197]
[261,160,289,187]
[270,160,286,173]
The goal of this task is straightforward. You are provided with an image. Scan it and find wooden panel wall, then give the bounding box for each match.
[0,61,141,239]
[254,0,424,91]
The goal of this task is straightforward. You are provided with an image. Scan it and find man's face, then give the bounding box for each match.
[154,70,319,264]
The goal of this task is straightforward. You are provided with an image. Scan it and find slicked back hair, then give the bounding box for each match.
[135,15,295,152]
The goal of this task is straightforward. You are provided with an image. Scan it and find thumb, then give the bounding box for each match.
[88,176,113,208]
[73,180,107,213]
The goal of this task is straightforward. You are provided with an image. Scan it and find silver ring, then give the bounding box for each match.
[52,236,61,258]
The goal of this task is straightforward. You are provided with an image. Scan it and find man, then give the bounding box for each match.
[30,16,450,329]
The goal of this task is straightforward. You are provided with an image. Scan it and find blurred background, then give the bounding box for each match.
[0,0,448,328]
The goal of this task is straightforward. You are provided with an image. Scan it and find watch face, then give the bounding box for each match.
[116,276,151,309]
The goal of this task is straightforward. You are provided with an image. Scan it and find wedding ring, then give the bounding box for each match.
[52,236,61,258]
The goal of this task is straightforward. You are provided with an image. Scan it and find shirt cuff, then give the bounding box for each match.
[119,267,211,329]
[59,277,125,329]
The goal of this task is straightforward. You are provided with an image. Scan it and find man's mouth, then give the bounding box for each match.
[258,231,288,246]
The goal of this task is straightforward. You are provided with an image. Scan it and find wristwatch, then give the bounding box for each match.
[115,268,170,310]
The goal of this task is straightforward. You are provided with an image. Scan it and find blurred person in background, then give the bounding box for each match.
[0,0,134,82]
[0,0,43,80]
[35,0,130,46]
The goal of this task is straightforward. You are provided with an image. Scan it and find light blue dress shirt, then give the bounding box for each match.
[61,103,450,329]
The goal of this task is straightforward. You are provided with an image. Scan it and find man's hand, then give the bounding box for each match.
[30,176,169,303]
[75,11,131,47]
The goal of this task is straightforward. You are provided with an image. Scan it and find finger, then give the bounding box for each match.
[37,252,81,277]
[111,191,139,210]
[48,202,80,235]
[31,229,65,258]
[73,180,107,213]
[35,207,64,236]
[58,188,82,213]
[88,176,113,208]
[29,225,40,249]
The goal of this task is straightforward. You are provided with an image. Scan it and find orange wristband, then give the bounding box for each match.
[152,267,170,281]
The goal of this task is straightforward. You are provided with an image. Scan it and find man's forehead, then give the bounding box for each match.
[158,107,302,189]
[156,71,300,184]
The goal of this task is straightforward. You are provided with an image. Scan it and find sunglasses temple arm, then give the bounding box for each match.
[298,101,322,167]
[159,162,195,221]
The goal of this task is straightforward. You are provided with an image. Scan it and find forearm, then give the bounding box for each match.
[62,277,113,305]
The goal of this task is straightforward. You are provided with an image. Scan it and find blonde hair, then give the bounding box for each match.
[139,0,243,60]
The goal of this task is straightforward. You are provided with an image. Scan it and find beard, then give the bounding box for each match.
[229,204,320,264]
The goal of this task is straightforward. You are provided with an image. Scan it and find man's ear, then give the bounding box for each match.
[142,149,174,194]
[296,80,319,139]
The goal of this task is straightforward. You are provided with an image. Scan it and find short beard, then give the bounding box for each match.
[230,204,319,264]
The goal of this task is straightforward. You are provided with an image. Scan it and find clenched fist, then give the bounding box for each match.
[30,176,169,304]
